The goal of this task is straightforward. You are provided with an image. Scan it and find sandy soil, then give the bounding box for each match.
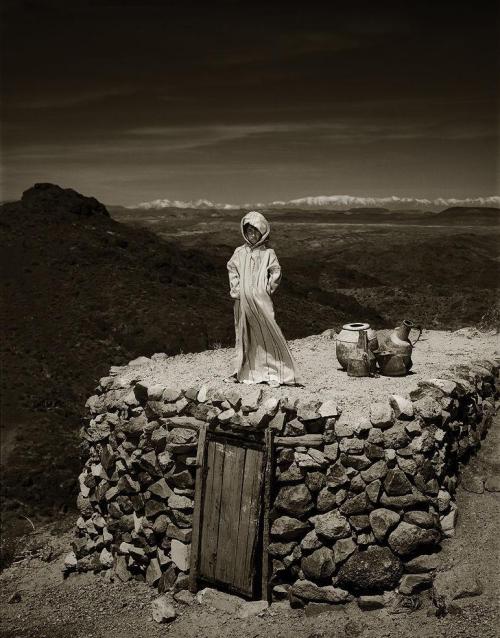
[1,414,498,638]
[117,328,499,421]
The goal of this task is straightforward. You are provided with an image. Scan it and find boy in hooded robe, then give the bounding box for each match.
[226,211,300,386]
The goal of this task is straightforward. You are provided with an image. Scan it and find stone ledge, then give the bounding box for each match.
[70,333,499,606]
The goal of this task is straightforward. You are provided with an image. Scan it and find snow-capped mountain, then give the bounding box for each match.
[131,194,500,211]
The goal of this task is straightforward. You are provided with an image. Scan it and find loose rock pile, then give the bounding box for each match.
[69,353,498,609]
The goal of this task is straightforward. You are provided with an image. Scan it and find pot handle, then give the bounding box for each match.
[410,325,423,346]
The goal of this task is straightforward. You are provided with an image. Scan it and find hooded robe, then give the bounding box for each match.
[227,211,300,385]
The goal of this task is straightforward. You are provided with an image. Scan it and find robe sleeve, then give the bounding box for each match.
[267,249,282,295]
[227,249,240,299]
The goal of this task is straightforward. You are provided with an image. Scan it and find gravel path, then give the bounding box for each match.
[117,328,498,421]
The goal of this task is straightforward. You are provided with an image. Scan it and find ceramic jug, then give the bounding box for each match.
[375,351,407,377]
[385,320,422,372]
[336,322,378,370]
[347,330,371,377]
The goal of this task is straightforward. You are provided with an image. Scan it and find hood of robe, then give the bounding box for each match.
[241,211,270,248]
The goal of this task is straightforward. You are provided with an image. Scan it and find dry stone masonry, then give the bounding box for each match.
[69,352,499,608]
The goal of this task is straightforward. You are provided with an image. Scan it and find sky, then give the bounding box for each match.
[1,1,498,206]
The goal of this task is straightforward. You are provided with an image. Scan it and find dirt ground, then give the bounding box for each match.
[119,328,498,421]
[1,413,498,638]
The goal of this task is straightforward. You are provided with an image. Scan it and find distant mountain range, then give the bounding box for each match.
[131,194,500,212]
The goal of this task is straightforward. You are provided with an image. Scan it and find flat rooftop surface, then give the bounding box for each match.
[115,328,498,421]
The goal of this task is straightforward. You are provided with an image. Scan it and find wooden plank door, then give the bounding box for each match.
[190,432,268,599]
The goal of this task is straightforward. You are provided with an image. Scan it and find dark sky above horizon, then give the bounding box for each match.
[1,1,498,205]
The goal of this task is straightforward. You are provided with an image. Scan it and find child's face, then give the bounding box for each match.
[245,224,262,245]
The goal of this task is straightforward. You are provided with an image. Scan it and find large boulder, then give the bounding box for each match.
[337,547,403,594]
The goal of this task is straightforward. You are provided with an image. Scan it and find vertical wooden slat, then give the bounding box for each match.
[235,447,262,593]
[188,423,208,593]
[261,429,273,601]
[200,440,225,580]
[215,444,246,585]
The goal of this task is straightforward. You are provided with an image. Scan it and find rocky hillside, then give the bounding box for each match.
[0,184,380,525]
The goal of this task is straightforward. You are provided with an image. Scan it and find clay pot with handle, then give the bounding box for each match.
[336,322,378,370]
[382,320,422,373]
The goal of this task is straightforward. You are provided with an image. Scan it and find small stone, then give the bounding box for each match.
[283,418,306,436]
[413,396,442,422]
[146,558,162,585]
[168,494,194,510]
[267,412,285,436]
[389,395,414,420]
[149,478,174,499]
[99,547,113,568]
[405,421,422,437]
[333,537,357,564]
[167,524,192,543]
[291,579,350,603]
[318,400,339,418]
[366,479,381,504]
[275,484,313,516]
[305,471,326,493]
[268,541,297,558]
[152,595,177,623]
[388,522,440,557]
[440,508,458,538]
[301,546,335,581]
[349,515,370,531]
[340,492,368,516]
[271,516,310,540]
[484,476,500,492]
[238,600,269,618]
[403,511,437,529]
[196,588,244,613]
[357,594,386,610]
[171,540,191,571]
[384,469,413,496]
[114,555,130,582]
[8,592,22,604]
[312,510,350,541]
[370,402,395,429]
[361,460,388,483]
[399,573,432,595]
[404,554,440,573]
[174,590,195,605]
[382,424,410,450]
[339,438,364,455]
[64,551,78,570]
[369,508,400,542]
[326,462,349,488]
[437,489,451,513]
[301,530,322,551]
[364,443,385,461]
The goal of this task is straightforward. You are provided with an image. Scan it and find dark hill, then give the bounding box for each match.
[433,206,500,224]
[0,184,381,525]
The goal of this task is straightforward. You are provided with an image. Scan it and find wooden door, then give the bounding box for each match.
[189,430,272,599]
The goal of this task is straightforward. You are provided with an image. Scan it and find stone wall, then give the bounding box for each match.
[69,355,498,606]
